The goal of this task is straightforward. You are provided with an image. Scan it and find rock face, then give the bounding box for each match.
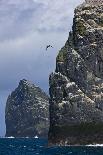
[85,0,103,6]
[49,3,103,145]
[5,79,49,138]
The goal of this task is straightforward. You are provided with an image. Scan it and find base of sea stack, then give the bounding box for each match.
[48,123,103,146]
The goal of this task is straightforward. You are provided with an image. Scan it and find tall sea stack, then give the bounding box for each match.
[5,79,49,138]
[49,3,103,145]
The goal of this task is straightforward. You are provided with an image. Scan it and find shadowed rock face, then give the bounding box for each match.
[49,3,103,145]
[5,79,49,138]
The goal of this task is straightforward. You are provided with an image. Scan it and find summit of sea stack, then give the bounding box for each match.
[49,2,103,145]
[5,79,49,138]
[85,0,103,5]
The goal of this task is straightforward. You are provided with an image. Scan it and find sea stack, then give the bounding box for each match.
[49,3,103,145]
[5,79,49,138]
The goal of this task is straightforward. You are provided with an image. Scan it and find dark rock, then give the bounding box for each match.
[49,3,103,145]
[5,79,49,138]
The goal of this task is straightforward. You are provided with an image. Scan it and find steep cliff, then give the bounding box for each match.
[49,3,103,145]
[5,79,49,138]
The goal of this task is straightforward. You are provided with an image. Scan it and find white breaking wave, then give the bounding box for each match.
[87,144,103,147]
[6,136,15,138]
[34,136,39,139]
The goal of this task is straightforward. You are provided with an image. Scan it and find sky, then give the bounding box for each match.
[0,0,84,136]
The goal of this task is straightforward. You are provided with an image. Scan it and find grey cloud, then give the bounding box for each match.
[0,0,84,41]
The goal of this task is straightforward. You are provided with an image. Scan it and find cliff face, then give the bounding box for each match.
[5,79,49,138]
[49,4,103,145]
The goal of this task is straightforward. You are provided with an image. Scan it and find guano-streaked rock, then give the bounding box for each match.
[49,3,103,145]
[5,79,49,138]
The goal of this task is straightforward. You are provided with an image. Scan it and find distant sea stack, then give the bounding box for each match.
[5,79,49,138]
[49,3,103,145]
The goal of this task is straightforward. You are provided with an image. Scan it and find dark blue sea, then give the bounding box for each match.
[0,138,103,155]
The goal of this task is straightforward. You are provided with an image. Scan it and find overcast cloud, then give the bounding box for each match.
[0,0,84,136]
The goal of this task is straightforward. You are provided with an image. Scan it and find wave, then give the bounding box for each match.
[86,144,103,147]
[5,136,15,138]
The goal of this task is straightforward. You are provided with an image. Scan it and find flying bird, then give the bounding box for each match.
[46,45,53,50]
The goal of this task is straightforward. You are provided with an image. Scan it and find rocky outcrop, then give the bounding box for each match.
[49,3,103,145]
[5,79,49,138]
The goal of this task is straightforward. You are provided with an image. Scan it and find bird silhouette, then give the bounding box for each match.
[46,45,53,50]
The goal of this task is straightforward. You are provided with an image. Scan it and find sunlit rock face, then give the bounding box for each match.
[5,79,49,138]
[85,0,103,5]
[49,3,103,145]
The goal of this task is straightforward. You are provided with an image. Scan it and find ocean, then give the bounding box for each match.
[0,138,103,155]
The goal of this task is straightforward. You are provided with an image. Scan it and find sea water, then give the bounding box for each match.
[0,138,103,155]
